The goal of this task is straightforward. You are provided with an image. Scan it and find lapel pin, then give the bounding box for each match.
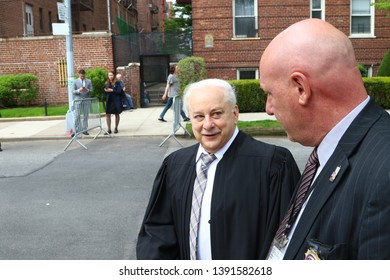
[329,166,341,182]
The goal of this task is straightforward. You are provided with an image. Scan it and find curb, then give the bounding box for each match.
[0,116,65,122]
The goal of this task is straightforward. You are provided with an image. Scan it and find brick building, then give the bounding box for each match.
[178,0,389,79]
[0,0,167,105]
[1,1,388,106]
[0,0,164,37]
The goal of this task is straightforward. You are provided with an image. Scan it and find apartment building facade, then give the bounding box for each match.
[178,0,389,79]
[0,0,167,105]
[0,0,167,37]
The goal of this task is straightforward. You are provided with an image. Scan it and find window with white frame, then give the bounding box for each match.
[311,0,325,19]
[233,0,258,38]
[237,68,258,80]
[351,0,375,37]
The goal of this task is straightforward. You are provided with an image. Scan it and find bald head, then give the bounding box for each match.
[262,19,357,82]
[260,19,368,146]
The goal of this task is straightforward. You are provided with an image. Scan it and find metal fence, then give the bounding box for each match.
[64,98,111,151]
[113,31,193,67]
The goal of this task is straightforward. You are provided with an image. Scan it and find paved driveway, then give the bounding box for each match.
[0,136,310,259]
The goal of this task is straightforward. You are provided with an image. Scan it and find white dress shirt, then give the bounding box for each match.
[196,127,239,260]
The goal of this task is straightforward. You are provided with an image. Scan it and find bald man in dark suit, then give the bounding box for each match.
[260,19,390,260]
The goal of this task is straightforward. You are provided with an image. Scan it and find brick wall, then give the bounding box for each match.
[0,1,23,37]
[192,0,390,79]
[0,0,139,37]
[0,0,164,107]
[75,0,138,34]
[0,33,115,105]
[137,0,166,33]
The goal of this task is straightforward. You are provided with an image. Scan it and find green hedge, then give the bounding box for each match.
[0,74,39,107]
[228,77,390,113]
[228,80,266,112]
[363,77,390,109]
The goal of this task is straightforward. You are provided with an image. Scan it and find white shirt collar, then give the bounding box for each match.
[317,96,370,168]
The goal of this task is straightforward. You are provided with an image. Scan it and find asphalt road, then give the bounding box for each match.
[0,136,311,260]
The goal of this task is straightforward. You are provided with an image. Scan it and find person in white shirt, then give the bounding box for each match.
[71,69,93,136]
[137,78,300,260]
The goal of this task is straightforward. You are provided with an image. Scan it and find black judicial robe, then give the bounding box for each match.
[137,131,301,260]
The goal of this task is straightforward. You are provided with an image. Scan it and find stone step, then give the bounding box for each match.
[142,82,167,107]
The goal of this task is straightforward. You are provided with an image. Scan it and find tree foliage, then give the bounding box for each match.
[372,0,390,16]
[164,4,192,32]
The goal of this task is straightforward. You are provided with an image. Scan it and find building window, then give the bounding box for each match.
[237,68,258,80]
[233,0,258,38]
[351,0,375,37]
[311,0,325,19]
[25,4,34,36]
[48,11,52,32]
[39,8,44,32]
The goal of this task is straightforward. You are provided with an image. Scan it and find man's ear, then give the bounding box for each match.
[233,105,239,124]
[291,72,311,105]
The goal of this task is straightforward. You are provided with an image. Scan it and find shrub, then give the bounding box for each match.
[377,49,390,76]
[227,78,390,112]
[85,67,108,102]
[177,56,207,95]
[358,64,368,77]
[228,80,266,112]
[363,77,390,108]
[0,74,38,107]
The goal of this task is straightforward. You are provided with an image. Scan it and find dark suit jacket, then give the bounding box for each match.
[285,99,390,260]
[137,131,301,260]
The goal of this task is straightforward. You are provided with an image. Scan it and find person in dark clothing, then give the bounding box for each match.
[137,78,301,260]
[104,71,123,134]
[261,19,390,260]
[116,73,135,110]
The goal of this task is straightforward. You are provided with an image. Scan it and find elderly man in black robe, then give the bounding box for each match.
[137,78,300,260]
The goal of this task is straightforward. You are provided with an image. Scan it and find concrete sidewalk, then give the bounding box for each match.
[0,106,276,141]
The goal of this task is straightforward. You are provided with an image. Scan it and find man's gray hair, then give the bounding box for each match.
[183,78,237,113]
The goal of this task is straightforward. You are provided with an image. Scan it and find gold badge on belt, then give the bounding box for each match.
[304,248,321,260]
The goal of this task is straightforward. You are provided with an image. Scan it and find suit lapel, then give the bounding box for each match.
[284,150,349,259]
[284,98,382,259]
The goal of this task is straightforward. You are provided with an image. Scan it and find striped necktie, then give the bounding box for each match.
[274,148,319,248]
[189,153,217,260]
